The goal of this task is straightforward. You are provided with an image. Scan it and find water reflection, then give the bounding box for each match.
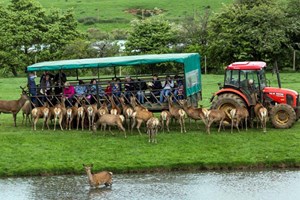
[0,170,299,200]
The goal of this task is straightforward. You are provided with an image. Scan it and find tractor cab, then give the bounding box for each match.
[223,61,267,105]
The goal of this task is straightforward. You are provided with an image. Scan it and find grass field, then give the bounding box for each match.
[0,0,234,31]
[0,72,299,177]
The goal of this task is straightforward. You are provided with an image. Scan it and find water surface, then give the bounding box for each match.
[1,170,299,200]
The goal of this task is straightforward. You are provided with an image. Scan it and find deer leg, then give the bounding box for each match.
[117,122,126,137]
[33,117,39,131]
[195,119,200,129]
[54,117,57,131]
[81,115,85,131]
[178,118,183,133]
[88,116,91,131]
[103,124,107,136]
[42,116,47,131]
[13,113,17,127]
[108,126,114,136]
[182,117,186,133]
[235,120,240,133]
[69,117,73,130]
[161,118,165,133]
[59,116,64,131]
[207,121,212,135]
[245,117,248,131]
[136,119,143,135]
[77,116,80,130]
[22,113,25,125]
[218,119,223,132]
[148,129,151,143]
[131,118,136,134]
[45,116,50,130]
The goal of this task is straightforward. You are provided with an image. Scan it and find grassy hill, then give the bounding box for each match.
[1,0,234,31]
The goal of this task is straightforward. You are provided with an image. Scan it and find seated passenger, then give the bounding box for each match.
[177,85,184,100]
[75,80,87,97]
[160,75,174,103]
[149,74,162,103]
[89,79,104,104]
[63,81,75,107]
[105,81,112,96]
[136,78,148,104]
[124,76,135,102]
[173,74,184,100]
[112,80,121,97]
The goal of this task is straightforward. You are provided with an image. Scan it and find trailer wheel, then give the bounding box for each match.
[269,104,296,129]
[211,93,246,124]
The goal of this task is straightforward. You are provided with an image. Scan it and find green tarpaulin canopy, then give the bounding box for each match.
[27,53,201,96]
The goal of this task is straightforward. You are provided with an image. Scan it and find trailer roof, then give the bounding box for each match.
[226,61,266,70]
[27,53,200,72]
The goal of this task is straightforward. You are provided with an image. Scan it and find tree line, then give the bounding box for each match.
[0,0,299,77]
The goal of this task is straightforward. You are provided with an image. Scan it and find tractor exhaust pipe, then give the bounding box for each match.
[273,61,281,88]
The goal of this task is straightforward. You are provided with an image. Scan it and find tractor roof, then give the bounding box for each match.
[226,61,266,70]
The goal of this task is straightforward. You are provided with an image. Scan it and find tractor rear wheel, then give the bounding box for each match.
[211,93,246,124]
[269,104,296,129]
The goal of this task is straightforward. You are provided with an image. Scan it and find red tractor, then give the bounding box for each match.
[211,61,300,128]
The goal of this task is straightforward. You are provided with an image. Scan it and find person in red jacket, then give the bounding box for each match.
[105,81,112,96]
[63,81,75,107]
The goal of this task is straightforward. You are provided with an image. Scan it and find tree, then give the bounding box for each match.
[206,0,288,72]
[0,0,81,76]
[125,16,178,55]
[285,0,300,70]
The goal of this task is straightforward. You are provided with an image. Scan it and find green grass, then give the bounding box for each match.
[0,0,234,32]
[0,72,299,177]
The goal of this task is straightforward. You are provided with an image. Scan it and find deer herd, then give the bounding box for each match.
[0,92,270,143]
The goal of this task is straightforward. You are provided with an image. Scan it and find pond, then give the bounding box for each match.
[1,170,300,200]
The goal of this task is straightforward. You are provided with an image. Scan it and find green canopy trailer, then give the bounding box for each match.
[27,53,202,109]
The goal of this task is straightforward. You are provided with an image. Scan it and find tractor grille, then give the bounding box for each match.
[286,94,293,106]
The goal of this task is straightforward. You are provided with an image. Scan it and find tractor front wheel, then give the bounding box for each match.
[269,104,296,129]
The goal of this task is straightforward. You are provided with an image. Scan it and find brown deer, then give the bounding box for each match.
[230,106,249,133]
[66,102,79,130]
[97,101,109,117]
[87,104,98,131]
[77,103,86,131]
[179,99,207,129]
[0,93,28,127]
[53,97,67,131]
[168,96,186,133]
[21,100,32,125]
[254,102,268,133]
[109,95,121,115]
[31,103,50,131]
[119,96,134,131]
[146,117,161,143]
[83,164,113,188]
[130,96,148,112]
[92,114,126,138]
[160,110,171,133]
[203,109,226,134]
[131,109,154,135]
